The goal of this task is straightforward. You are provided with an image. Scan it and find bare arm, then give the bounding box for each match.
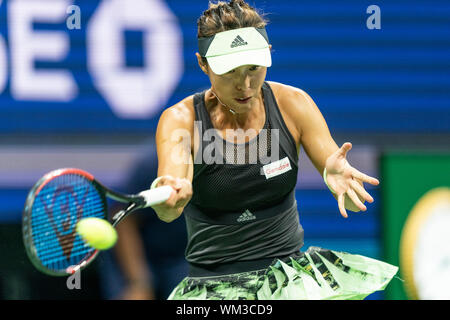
[273,83,338,172]
[293,88,339,174]
[150,99,194,222]
[274,83,379,218]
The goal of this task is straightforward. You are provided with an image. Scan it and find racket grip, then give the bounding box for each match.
[139,185,173,207]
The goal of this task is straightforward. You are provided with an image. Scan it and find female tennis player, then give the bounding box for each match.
[150,0,398,300]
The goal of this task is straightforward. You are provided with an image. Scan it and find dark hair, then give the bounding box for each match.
[197,0,268,38]
[197,1,268,64]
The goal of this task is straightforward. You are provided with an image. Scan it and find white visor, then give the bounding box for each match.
[199,27,271,75]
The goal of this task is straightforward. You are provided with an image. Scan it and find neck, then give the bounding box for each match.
[207,88,264,129]
[210,90,236,115]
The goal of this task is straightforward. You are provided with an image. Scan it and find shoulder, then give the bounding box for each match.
[266,81,315,114]
[266,81,319,144]
[158,95,196,132]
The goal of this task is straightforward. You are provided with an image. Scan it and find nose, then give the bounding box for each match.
[235,70,251,91]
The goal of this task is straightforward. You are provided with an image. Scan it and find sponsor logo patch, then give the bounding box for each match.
[262,157,292,179]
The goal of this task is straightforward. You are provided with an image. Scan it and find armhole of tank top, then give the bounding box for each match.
[195,91,215,129]
[263,82,299,164]
[192,92,209,179]
[193,92,203,123]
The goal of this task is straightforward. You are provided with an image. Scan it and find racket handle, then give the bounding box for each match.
[139,185,173,207]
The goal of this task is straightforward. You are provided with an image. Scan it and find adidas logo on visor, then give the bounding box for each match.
[231,35,248,48]
[237,209,256,222]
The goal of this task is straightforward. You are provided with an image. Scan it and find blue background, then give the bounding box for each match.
[1,0,449,133]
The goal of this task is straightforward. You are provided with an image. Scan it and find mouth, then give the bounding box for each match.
[234,97,251,104]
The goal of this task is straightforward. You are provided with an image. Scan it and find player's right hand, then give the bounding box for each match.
[151,175,193,222]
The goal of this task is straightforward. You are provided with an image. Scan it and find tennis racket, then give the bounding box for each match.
[22,168,173,276]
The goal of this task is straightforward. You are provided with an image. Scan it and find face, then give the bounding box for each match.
[196,53,267,114]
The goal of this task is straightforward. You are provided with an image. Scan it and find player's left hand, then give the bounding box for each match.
[324,142,380,218]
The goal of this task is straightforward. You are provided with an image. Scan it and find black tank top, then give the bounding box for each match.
[183,82,304,275]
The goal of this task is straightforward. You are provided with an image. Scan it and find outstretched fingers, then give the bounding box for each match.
[338,142,352,159]
[351,168,380,186]
[337,193,348,218]
[347,188,367,211]
[350,179,374,203]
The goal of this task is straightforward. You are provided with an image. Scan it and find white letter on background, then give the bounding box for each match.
[9,0,78,101]
[87,0,183,119]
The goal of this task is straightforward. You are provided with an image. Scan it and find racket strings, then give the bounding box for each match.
[29,173,106,272]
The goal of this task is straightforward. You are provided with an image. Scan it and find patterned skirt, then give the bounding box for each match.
[168,247,399,300]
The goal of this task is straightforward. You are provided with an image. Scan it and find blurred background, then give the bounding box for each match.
[0,0,449,300]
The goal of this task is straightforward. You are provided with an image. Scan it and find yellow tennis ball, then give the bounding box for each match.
[76,217,117,250]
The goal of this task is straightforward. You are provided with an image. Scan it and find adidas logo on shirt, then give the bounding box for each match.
[231,35,248,48]
[237,209,256,222]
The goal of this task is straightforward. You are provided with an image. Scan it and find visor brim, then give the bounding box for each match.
[206,47,272,75]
